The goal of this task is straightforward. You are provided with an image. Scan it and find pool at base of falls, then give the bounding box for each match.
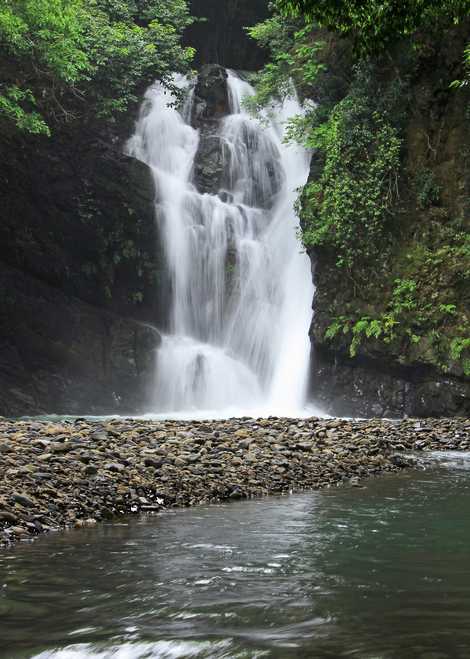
[2,452,470,658]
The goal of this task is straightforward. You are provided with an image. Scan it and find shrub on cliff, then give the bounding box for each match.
[296,68,404,269]
[278,0,469,56]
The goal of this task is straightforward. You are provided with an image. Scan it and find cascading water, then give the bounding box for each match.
[127,70,315,417]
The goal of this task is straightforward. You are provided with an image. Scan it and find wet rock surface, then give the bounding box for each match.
[192,64,230,124]
[311,345,470,418]
[0,123,164,417]
[191,64,229,195]
[0,264,161,417]
[184,0,269,70]
[1,416,468,548]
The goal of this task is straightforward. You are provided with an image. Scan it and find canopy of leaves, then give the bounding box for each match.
[0,0,194,135]
[276,0,470,55]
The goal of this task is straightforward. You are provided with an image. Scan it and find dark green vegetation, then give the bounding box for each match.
[0,0,194,135]
[249,1,470,382]
[279,0,470,56]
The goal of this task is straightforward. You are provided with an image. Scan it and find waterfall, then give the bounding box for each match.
[128,70,315,417]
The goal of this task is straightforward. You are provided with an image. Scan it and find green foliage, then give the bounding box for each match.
[325,278,420,356]
[465,42,470,84]
[450,337,470,375]
[129,291,144,305]
[299,69,403,269]
[415,168,442,209]
[451,41,470,89]
[324,226,470,375]
[246,15,326,112]
[249,9,407,272]
[0,0,194,134]
[0,0,89,79]
[0,86,50,135]
[276,0,470,56]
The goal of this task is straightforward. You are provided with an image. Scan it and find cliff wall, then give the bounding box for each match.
[184,0,269,69]
[307,23,470,417]
[0,111,164,415]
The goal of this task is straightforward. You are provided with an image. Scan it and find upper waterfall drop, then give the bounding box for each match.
[128,67,315,418]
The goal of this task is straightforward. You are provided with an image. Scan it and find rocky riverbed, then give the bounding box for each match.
[0,416,468,547]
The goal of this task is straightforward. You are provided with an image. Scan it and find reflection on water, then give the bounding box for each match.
[1,453,470,658]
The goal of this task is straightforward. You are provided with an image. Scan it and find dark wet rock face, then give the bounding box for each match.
[191,65,229,195]
[311,346,470,418]
[192,134,225,194]
[184,0,269,70]
[192,64,230,124]
[0,79,166,415]
[1,415,467,548]
[0,262,161,416]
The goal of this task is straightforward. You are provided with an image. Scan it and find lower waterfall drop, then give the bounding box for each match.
[128,69,314,417]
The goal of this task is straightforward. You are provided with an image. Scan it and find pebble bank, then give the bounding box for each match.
[0,416,468,547]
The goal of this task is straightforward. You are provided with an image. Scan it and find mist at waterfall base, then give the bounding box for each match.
[127,71,321,420]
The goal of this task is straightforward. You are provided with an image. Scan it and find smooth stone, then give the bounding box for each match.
[105,463,126,473]
[0,511,18,524]
[12,493,36,508]
[91,431,108,441]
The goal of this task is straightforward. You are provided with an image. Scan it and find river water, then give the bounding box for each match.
[1,453,470,658]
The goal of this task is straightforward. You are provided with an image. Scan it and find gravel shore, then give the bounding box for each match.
[1,416,468,547]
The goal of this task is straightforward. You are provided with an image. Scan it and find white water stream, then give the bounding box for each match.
[128,70,315,417]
